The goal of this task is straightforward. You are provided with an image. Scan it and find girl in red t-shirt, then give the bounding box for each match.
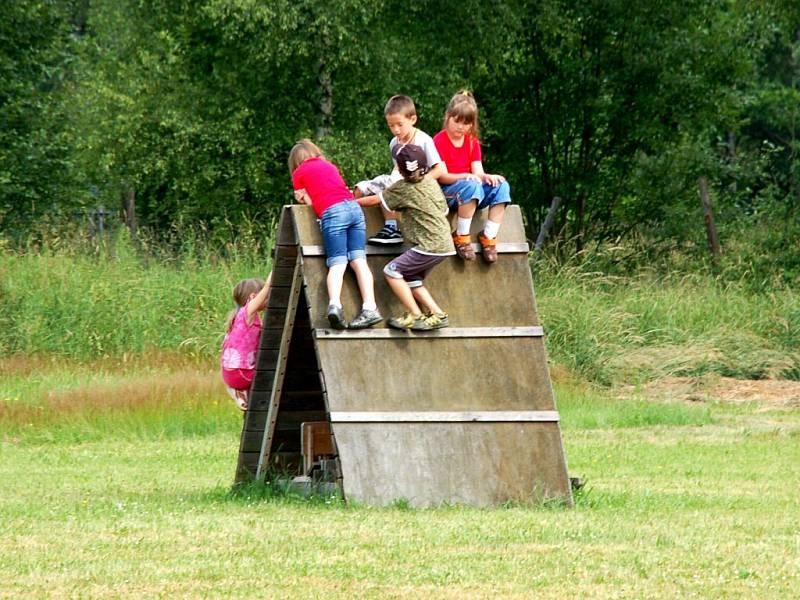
[433,91,512,264]
[288,139,382,330]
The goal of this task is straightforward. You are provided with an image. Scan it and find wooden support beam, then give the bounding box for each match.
[329,410,560,423]
[255,255,303,480]
[300,242,529,257]
[314,326,544,339]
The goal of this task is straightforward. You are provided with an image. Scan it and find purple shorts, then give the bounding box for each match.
[383,249,448,288]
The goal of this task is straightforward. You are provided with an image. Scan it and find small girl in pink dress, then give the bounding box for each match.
[220,273,272,410]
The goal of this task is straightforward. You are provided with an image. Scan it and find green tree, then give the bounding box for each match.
[0,1,83,232]
[483,0,770,248]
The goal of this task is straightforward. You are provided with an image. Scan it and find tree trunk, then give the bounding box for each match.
[574,195,586,254]
[316,57,333,140]
[534,196,561,253]
[72,0,90,37]
[698,176,721,259]
[123,187,137,235]
[727,130,737,195]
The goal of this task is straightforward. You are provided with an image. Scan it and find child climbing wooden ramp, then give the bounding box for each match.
[234,204,573,507]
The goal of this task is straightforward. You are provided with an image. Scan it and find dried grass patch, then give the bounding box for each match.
[0,366,221,428]
[619,375,800,410]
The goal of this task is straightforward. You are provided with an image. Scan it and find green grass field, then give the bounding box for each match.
[1,357,798,598]
[2,243,798,597]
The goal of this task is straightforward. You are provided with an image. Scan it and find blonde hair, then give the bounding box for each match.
[288,138,324,174]
[225,278,265,332]
[384,94,417,118]
[444,90,480,140]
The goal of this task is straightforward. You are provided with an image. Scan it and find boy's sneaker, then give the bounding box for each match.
[368,224,404,245]
[327,304,348,330]
[349,308,382,329]
[477,231,498,263]
[452,232,476,260]
[387,312,421,330]
[411,312,450,331]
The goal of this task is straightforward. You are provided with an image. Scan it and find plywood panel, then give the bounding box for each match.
[333,422,571,507]
[317,336,555,412]
[301,254,540,329]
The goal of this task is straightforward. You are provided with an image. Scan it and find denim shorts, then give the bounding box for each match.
[319,200,367,267]
[441,179,511,210]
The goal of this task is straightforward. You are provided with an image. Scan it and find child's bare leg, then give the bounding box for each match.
[349,258,376,307]
[488,203,506,225]
[457,199,478,222]
[381,206,398,222]
[411,286,444,315]
[385,275,422,315]
[327,263,347,306]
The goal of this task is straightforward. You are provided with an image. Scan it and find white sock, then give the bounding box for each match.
[362,301,377,311]
[385,219,398,229]
[329,300,342,309]
[457,217,472,236]
[483,219,501,239]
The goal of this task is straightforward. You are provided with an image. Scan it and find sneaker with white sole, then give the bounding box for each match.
[327,304,348,329]
[387,312,421,330]
[368,224,404,245]
[411,312,450,331]
[349,309,382,329]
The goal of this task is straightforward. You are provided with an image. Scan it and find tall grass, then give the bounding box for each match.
[534,263,799,384]
[0,220,274,359]
[2,222,798,385]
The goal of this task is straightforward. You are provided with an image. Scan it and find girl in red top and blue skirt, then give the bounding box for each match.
[288,139,382,330]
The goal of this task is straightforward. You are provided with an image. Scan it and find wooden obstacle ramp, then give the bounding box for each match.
[234,204,573,507]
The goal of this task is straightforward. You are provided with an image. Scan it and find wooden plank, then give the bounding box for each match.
[329,410,560,422]
[299,253,542,330]
[265,286,293,309]
[252,368,321,392]
[276,208,298,246]
[314,326,544,339]
[300,242,529,257]
[334,422,572,507]
[255,254,304,479]
[317,336,556,412]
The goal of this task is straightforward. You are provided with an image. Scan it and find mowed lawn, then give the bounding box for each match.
[1,361,798,599]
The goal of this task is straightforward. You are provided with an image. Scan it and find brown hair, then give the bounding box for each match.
[444,90,480,140]
[287,138,323,174]
[405,170,426,184]
[225,278,265,332]
[384,94,417,118]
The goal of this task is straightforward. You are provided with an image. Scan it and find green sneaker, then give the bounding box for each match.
[387,312,420,330]
[411,312,450,331]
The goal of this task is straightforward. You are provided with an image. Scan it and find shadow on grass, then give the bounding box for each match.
[189,470,347,509]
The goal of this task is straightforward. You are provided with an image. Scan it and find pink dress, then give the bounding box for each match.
[220,301,262,390]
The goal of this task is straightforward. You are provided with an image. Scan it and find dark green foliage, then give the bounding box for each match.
[0,1,86,232]
[1,0,799,271]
